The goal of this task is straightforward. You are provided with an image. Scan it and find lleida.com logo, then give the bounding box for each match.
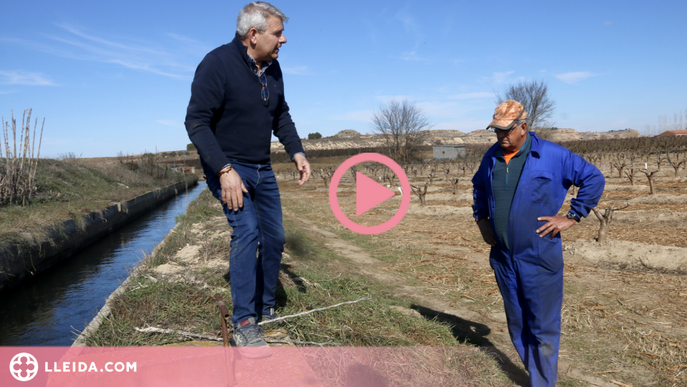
[9,352,137,382]
[9,353,39,382]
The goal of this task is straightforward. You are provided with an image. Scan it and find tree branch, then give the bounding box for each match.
[259,296,372,326]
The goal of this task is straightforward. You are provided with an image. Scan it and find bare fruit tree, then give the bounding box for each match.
[666,150,687,176]
[611,152,628,178]
[639,168,660,195]
[592,203,630,243]
[410,180,429,206]
[317,167,334,188]
[371,99,431,163]
[621,152,638,185]
[349,166,357,184]
[449,177,460,195]
[495,79,556,131]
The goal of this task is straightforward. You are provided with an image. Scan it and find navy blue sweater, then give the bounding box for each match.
[492,133,531,250]
[185,35,305,175]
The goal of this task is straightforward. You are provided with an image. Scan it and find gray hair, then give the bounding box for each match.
[236,2,288,38]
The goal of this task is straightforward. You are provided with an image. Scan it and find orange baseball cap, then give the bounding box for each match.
[486,100,527,130]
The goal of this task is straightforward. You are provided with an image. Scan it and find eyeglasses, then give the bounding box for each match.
[259,73,269,107]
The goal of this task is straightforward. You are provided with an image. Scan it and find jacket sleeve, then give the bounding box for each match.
[184,53,231,175]
[471,154,491,221]
[271,62,305,160]
[564,151,605,218]
[272,96,305,159]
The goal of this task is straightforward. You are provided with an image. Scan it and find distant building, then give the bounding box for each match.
[659,130,687,137]
[433,145,466,160]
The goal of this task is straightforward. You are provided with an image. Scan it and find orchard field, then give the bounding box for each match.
[274,136,687,386]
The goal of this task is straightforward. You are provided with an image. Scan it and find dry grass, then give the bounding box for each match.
[0,157,198,254]
[560,265,687,384]
[82,187,514,386]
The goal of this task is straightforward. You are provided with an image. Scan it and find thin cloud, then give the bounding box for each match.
[282,66,310,75]
[395,6,426,60]
[0,70,56,86]
[490,71,515,86]
[449,92,493,100]
[57,23,165,55]
[18,23,200,79]
[395,7,422,41]
[554,71,599,84]
[165,33,214,56]
[416,101,461,118]
[603,21,613,26]
[399,51,428,62]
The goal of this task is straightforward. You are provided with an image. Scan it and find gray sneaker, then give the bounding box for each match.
[233,317,271,359]
[259,308,282,325]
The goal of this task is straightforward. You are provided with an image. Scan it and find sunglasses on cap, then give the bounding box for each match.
[488,121,525,134]
[486,108,526,132]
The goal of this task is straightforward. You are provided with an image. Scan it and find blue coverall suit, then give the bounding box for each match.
[472,132,604,386]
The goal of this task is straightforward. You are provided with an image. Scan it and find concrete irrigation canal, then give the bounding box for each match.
[0,183,205,346]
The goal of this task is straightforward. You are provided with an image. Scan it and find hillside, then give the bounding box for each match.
[271,128,642,152]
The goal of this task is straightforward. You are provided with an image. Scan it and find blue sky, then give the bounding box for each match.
[1,0,685,158]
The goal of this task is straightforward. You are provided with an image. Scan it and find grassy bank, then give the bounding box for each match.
[83,187,512,386]
[0,157,198,252]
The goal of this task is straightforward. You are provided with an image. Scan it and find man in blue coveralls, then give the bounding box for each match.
[472,100,605,386]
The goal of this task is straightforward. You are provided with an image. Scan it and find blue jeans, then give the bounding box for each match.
[203,161,285,327]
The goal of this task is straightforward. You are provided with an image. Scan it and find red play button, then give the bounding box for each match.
[356,172,396,216]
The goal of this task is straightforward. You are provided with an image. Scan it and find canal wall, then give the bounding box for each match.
[0,180,198,293]
[72,219,182,347]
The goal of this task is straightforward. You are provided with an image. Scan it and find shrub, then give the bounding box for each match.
[1,109,44,206]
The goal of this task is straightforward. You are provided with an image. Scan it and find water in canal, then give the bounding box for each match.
[0,183,206,346]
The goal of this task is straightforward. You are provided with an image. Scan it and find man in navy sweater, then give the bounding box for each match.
[185,1,310,358]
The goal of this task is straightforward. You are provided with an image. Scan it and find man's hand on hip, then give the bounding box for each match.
[294,153,311,185]
[476,218,496,246]
[536,215,576,238]
[220,169,248,211]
